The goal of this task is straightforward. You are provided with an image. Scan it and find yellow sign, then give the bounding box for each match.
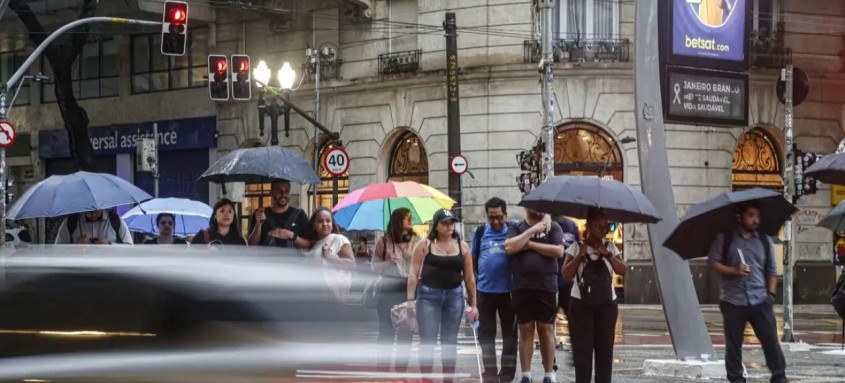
[832,185,845,206]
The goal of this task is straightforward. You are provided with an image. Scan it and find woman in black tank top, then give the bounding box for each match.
[407,208,477,383]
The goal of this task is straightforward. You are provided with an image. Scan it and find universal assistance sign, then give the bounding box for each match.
[672,0,746,63]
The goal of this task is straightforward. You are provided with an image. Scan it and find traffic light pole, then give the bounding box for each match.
[444,13,462,216]
[538,0,555,181]
[153,122,159,198]
[782,62,796,343]
[0,94,7,245]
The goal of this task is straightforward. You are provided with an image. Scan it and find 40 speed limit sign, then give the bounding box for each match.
[322,146,350,177]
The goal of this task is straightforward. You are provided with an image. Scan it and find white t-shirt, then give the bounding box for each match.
[566,241,621,300]
[305,233,352,261]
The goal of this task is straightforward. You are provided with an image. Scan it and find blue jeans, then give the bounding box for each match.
[417,284,465,378]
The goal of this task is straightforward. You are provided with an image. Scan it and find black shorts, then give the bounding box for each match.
[511,289,557,325]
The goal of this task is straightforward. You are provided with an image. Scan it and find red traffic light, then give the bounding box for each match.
[214,59,227,75]
[168,7,186,24]
[237,59,249,74]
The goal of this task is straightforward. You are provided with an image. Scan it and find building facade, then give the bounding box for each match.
[2,0,843,303]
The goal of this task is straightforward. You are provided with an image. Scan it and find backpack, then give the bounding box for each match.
[67,210,124,244]
[576,242,614,305]
[721,230,771,277]
[472,225,485,275]
[832,273,845,350]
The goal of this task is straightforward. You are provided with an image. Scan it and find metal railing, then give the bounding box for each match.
[378,49,422,76]
[304,59,343,81]
[524,39,631,64]
[749,30,788,69]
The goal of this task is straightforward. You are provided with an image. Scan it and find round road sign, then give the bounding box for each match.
[323,146,350,177]
[450,154,468,175]
[0,121,16,148]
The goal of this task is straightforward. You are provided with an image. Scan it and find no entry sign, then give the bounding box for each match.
[0,121,17,148]
[323,146,350,177]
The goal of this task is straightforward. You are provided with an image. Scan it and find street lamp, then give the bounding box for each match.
[254,60,295,146]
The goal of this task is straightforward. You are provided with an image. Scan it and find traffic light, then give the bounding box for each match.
[231,55,251,100]
[161,1,189,56]
[208,55,229,101]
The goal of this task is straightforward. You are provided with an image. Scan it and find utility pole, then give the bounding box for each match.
[444,12,462,216]
[782,60,796,343]
[0,94,7,245]
[538,0,555,181]
[153,122,159,198]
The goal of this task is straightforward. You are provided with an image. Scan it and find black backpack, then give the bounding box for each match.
[67,210,124,244]
[577,243,614,305]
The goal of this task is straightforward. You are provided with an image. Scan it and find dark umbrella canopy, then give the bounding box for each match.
[198,146,321,185]
[804,152,845,184]
[817,199,845,232]
[663,188,797,260]
[517,176,661,223]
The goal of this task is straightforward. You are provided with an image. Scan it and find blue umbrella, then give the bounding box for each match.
[121,198,213,236]
[198,146,321,184]
[6,171,153,220]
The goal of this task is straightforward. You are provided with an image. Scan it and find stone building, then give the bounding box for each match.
[1,0,842,303]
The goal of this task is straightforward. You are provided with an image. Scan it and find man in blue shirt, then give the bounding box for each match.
[471,197,517,383]
[707,202,786,383]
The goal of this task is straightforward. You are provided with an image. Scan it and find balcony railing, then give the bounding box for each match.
[749,29,788,69]
[378,50,422,76]
[524,39,631,64]
[303,59,343,81]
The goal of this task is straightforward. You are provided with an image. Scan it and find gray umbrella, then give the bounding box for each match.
[517,175,661,223]
[818,199,845,232]
[804,152,845,184]
[198,146,321,184]
[663,188,797,260]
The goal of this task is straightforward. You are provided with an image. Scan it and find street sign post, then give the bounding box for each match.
[449,154,468,175]
[322,146,349,177]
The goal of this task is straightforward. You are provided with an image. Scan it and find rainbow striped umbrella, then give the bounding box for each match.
[332,181,455,231]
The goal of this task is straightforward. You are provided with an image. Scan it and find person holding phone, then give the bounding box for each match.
[707,202,786,383]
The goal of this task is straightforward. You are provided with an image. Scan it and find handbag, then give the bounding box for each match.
[390,239,427,335]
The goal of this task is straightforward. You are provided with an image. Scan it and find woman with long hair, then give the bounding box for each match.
[305,207,356,300]
[408,208,478,382]
[190,199,247,246]
[371,207,416,372]
[562,208,626,383]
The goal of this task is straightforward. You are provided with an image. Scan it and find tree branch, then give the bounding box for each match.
[9,0,47,47]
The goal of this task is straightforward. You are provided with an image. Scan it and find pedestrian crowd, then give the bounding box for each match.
[50,182,788,383]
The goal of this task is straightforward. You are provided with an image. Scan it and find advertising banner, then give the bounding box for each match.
[672,0,747,64]
[665,66,748,126]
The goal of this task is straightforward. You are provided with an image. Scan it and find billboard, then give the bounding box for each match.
[664,66,748,126]
[671,0,747,67]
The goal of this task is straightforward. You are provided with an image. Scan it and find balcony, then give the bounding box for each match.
[749,29,788,69]
[524,39,631,64]
[378,50,422,76]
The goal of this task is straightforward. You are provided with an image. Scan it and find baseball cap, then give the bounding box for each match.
[432,208,459,224]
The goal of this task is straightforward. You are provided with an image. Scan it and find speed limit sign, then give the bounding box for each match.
[323,147,350,177]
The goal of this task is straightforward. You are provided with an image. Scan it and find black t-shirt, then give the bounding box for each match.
[144,236,188,245]
[508,220,564,292]
[190,229,247,246]
[247,207,311,247]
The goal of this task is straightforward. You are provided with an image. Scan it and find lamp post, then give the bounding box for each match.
[254,60,295,146]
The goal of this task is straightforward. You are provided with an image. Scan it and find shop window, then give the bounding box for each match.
[732,128,783,191]
[309,139,350,210]
[388,131,429,184]
[41,39,118,103]
[130,28,207,93]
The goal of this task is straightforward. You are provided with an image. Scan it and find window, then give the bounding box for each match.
[41,39,119,103]
[1,50,30,106]
[309,139,350,210]
[130,28,207,93]
[553,123,623,181]
[240,182,273,239]
[753,0,779,35]
[732,128,783,191]
[388,131,428,184]
[557,0,619,40]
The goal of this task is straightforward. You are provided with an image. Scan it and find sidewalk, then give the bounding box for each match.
[453,304,845,382]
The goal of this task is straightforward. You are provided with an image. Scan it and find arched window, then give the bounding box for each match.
[732,128,783,191]
[310,138,350,209]
[554,122,623,181]
[388,131,429,184]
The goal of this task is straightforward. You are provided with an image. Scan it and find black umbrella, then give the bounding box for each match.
[804,152,845,184]
[198,146,321,184]
[663,188,797,260]
[517,175,661,223]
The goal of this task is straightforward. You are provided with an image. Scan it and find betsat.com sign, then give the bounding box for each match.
[672,0,746,63]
